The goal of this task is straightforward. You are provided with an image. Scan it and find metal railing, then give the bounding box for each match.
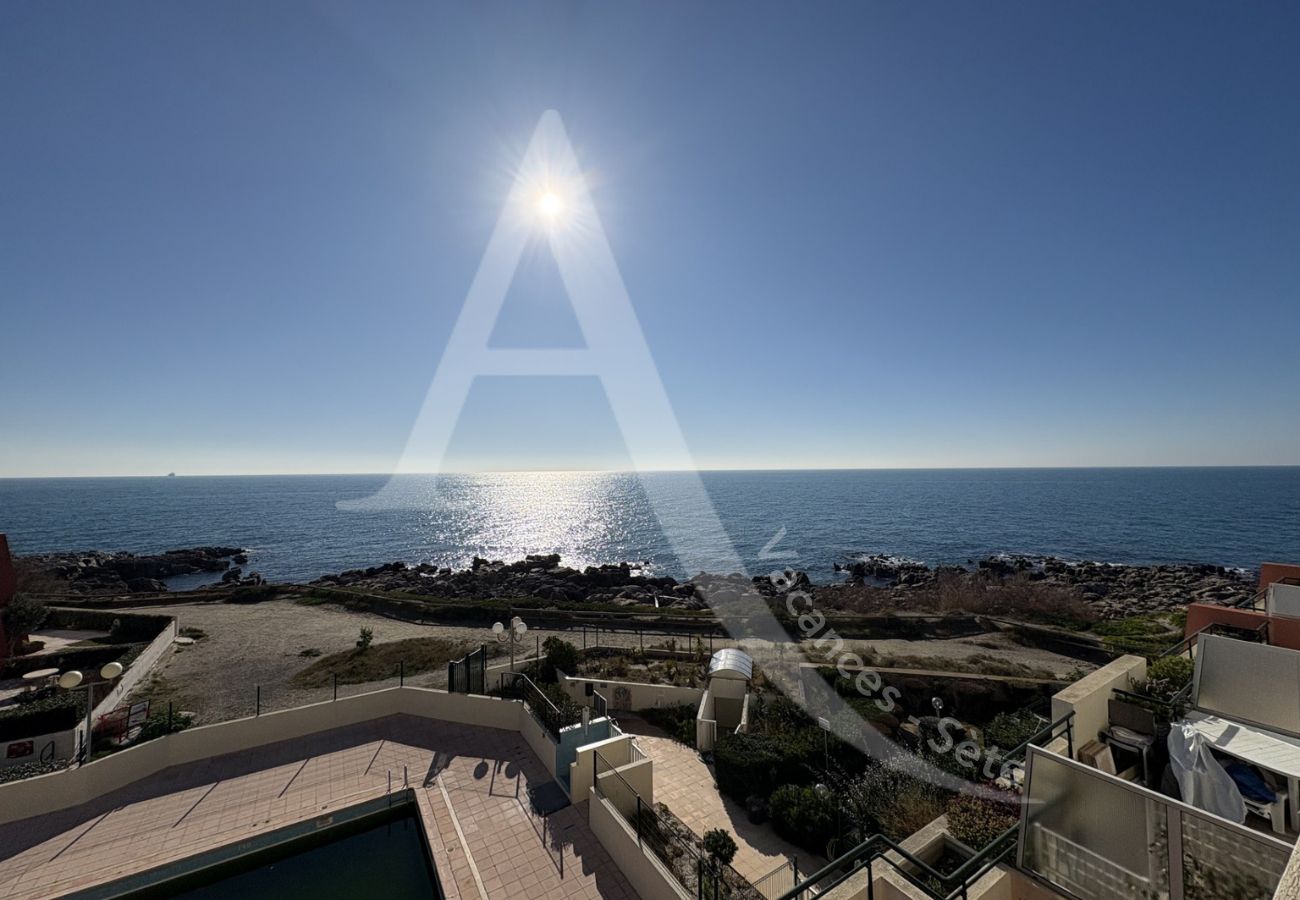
[499,672,580,740]
[594,750,761,899]
[1158,618,1270,660]
[996,710,1075,783]
[777,823,1019,900]
[750,857,799,899]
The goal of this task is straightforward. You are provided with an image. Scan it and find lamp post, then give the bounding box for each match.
[493,616,527,672]
[59,661,124,764]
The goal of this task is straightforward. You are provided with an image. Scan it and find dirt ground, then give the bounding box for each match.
[128,597,1094,725]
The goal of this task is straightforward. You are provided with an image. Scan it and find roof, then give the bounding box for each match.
[707,648,753,681]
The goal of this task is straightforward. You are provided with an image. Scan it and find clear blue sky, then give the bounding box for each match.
[2,2,1298,476]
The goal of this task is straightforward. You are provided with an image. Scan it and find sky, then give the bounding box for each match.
[2,2,1299,477]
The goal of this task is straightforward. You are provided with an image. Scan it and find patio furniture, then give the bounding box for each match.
[1102,698,1160,785]
[1183,710,1300,831]
[20,668,59,691]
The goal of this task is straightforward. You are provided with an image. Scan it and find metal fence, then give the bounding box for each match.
[499,672,581,740]
[750,858,799,900]
[448,644,488,694]
[593,750,761,900]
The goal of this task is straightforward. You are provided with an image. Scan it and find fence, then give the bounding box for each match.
[448,644,488,694]
[750,858,798,900]
[499,672,581,741]
[594,750,762,900]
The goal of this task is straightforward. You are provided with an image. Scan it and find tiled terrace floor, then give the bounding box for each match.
[0,715,638,900]
[626,724,814,887]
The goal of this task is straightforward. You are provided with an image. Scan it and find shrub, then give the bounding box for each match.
[982,709,1043,751]
[714,731,821,803]
[356,627,374,652]
[1145,655,1194,695]
[0,758,70,784]
[946,791,1018,849]
[2,595,48,653]
[640,703,697,746]
[701,829,737,867]
[133,710,194,744]
[0,690,79,741]
[540,637,579,682]
[769,784,839,856]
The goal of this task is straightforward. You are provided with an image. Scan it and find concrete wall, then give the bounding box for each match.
[695,689,717,751]
[825,815,1012,900]
[0,727,76,771]
[569,732,631,803]
[0,686,529,826]
[595,756,654,820]
[84,617,178,740]
[1049,655,1146,758]
[558,672,703,713]
[1260,563,1300,591]
[1183,603,1300,652]
[588,790,692,900]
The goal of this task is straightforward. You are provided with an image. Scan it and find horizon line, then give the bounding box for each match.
[3,463,1300,480]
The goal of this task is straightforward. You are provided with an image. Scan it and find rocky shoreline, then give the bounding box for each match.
[17,547,1256,620]
[17,547,255,594]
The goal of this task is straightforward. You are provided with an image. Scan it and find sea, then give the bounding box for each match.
[0,468,1297,586]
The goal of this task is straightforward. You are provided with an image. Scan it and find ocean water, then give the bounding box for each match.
[0,468,1297,584]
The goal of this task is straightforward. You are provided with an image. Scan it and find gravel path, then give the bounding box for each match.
[129,598,1092,725]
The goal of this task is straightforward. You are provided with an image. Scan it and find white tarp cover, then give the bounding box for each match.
[1168,721,1246,823]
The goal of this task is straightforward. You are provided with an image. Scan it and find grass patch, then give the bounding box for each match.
[289,637,491,688]
[298,647,322,658]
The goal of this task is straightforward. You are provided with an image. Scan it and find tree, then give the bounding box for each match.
[702,829,737,867]
[3,595,48,654]
[540,636,579,682]
[356,627,374,652]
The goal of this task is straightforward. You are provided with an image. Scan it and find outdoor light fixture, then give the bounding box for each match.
[492,615,528,671]
[58,661,125,763]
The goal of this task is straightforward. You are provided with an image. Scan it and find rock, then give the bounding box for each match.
[126,577,167,593]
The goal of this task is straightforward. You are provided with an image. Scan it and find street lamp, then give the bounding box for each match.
[59,661,124,764]
[493,616,527,671]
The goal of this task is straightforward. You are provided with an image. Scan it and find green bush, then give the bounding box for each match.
[946,792,1018,849]
[982,709,1043,751]
[702,829,738,866]
[2,595,48,653]
[0,757,70,784]
[714,731,821,803]
[540,637,579,682]
[133,710,194,744]
[1145,655,1194,694]
[640,703,697,746]
[0,690,80,741]
[769,784,840,856]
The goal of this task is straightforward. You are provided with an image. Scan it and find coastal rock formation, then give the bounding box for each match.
[311,553,701,609]
[17,547,245,595]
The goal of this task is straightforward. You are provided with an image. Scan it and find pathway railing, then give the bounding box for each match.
[499,672,580,740]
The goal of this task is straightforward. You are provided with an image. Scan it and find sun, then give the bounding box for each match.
[537,190,564,220]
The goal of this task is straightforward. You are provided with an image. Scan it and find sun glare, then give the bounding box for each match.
[537,190,564,220]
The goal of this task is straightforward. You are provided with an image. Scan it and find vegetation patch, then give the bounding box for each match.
[290,636,486,688]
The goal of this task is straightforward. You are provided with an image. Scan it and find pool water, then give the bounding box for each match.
[123,808,443,899]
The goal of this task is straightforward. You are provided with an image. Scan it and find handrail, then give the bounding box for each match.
[776,821,1019,900]
[1158,618,1270,660]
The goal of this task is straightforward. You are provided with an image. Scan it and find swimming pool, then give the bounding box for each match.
[77,794,445,899]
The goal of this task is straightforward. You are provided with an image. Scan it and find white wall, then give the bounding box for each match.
[81,617,179,748]
[1050,655,1146,757]
[558,672,703,713]
[0,686,534,826]
[1269,583,1300,619]
[0,727,76,771]
[570,733,633,803]
[588,790,692,900]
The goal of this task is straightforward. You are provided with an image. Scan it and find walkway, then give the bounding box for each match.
[0,715,637,900]
[623,720,814,888]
